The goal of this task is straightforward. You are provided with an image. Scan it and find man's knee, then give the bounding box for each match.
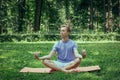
[42,59,50,64]
[71,58,81,66]
[66,58,81,69]
[75,58,81,63]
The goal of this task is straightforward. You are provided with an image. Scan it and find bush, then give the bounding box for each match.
[0,33,120,42]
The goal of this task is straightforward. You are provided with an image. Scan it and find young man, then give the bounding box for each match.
[34,25,86,73]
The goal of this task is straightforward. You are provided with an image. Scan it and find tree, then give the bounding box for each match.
[18,0,26,33]
[33,0,43,32]
[103,0,107,33]
[0,0,2,34]
[89,0,94,32]
[65,0,69,19]
[107,0,113,32]
[0,0,8,34]
[84,0,94,32]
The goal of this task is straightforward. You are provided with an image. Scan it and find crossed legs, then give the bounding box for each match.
[40,58,81,73]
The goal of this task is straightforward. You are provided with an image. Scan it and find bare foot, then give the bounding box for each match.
[49,69,57,73]
[34,53,40,60]
[61,69,74,73]
[73,67,81,72]
[82,50,87,59]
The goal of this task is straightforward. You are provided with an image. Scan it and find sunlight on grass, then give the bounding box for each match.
[0,49,3,51]
[28,51,41,54]
[1,50,17,57]
[28,60,45,67]
[0,55,6,58]
[92,51,100,55]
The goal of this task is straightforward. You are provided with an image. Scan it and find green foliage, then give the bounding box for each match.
[0,33,42,42]
[0,43,120,80]
[0,33,120,42]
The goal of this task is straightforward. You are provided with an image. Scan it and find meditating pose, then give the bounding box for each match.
[34,25,86,73]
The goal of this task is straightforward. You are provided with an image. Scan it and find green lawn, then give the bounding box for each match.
[0,42,120,80]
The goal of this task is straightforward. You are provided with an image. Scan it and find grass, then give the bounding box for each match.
[0,42,120,80]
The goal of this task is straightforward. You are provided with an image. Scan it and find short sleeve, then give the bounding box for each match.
[52,42,58,53]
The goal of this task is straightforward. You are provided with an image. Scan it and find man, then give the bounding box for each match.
[34,25,86,73]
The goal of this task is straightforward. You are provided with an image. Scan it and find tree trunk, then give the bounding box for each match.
[118,0,120,28]
[0,0,7,34]
[26,0,31,33]
[89,0,93,31]
[103,0,107,33]
[0,0,2,34]
[95,1,98,32]
[96,9,98,31]
[109,0,113,32]
[107,0,113,32]
[18,0,25,33]
[34,0,43,32]
[65,0,69,19]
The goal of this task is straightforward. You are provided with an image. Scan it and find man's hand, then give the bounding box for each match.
[82,49,87,59]
[34,53,40,60]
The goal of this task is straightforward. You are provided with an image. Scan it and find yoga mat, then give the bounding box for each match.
[20,65,100,73]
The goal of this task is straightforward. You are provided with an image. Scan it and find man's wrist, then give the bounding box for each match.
[79,55,83,59]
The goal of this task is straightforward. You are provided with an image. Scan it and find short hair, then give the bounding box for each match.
[60,25,71,32]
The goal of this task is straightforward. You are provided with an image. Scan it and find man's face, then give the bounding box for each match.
[60,27,70,38]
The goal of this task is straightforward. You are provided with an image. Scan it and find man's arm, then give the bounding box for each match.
[74,49,86,59]
[74,50,83,59]
[34,51,56,60]
[40,51,55,60]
